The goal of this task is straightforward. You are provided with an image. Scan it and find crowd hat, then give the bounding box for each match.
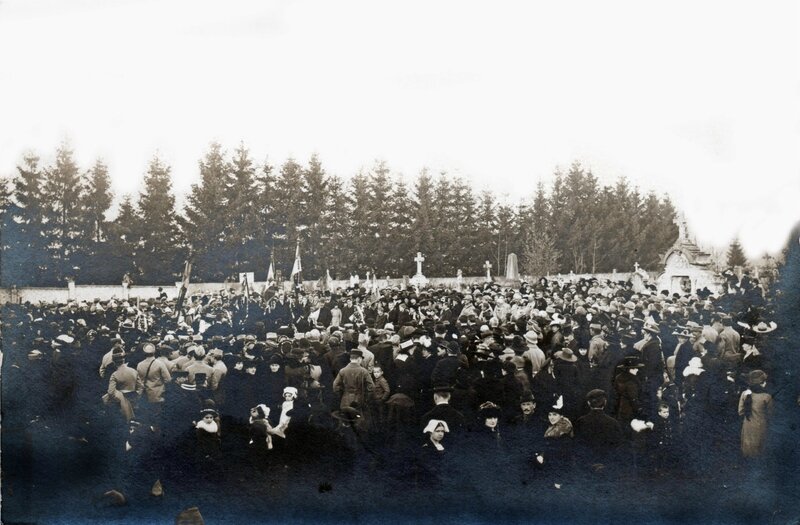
[747,369,767,386]
[617,355,645,369]
[478,401,502,419]
[672,328,691,338]
[423,419,450,434]
[332,406,361,424]
[554,348,577,363]
[642,322,660,334]
[683,357,705,377]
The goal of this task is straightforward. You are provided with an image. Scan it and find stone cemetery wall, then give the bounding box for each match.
[0,270,655,304]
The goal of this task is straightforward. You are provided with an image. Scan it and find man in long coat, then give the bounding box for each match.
[333,350,375,429]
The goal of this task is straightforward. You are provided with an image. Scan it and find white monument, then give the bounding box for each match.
[484,260,492,282]
[656,214,723,295]
[505,253,520,281]
[410,252,429,287]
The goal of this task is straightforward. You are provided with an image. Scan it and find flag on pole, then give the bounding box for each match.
[372,273,379,301]
[267,259,275,281]
[290,241,302,279]
[242,273,251,299]
[175,260,192,317]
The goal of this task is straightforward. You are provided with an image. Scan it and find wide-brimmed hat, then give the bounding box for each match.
[683,357,705,377]
[617,355,644,369]
[751,321,777,334]
[523,331,539,345]
[642,322,660,334]
[478,401,502,419]
[746,369,767,386]
[554,348,577,363]
[672,328,691,338]
[684,321,703,332]
[332,406,361,424]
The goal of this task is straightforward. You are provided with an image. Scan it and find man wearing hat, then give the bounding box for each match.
[185,347,214,388]
[420,384,466,434]
[575,389,624,458]
[431,341,462,387]
[522,330,546,379]
[588,323,608,364]
[332,349,376,430]
[639,321,664,415]
[104,349,141,423]
[671,328,695,386]
[135,342,172,425]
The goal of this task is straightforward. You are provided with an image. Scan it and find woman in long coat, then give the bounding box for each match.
[738,369,773,458]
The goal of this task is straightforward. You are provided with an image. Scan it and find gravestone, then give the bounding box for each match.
[410,251,429,287]
[629,262,647,293]
[484,261,492,282]
[505,253,520,281]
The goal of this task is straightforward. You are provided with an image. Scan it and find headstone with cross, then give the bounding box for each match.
[410,251,429,287]
[484,260,492,282]
[630,262,647,293]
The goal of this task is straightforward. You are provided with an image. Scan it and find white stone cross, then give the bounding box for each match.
[414,252,425,275]
[634,262,640,273]
[484,260,492,281]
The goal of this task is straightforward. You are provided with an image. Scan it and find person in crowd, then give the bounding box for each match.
[738,369,773,459]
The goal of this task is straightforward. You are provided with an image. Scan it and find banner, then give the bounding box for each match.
[290,241,302,278]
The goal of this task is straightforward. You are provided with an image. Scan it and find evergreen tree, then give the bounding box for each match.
[365,160,393,275]
[102,193,140,282]
[40,144,86,283]
[184,143,232,281]
[318,174,350,279]
[410,169,435,275]
[449,177,477,274]
[523,229,560,278]
[727,238,748,268]
[302,154,328,278]
[271,158,306,276]
[137,155,183,283]
[474,191,497,275]
[254,157,277,279]
[4,154,48,285]
[348,171,372,274]
[225,143,261,276]
[84,159,113,243]
[385,175,415,276]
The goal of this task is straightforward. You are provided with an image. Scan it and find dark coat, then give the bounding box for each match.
[420,403,467,433]
[575,409,624,451]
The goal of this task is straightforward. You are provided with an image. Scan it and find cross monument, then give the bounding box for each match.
[484,260,492,282]
[410,251,428,287]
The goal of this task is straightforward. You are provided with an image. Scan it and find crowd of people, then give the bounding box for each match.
[0,271,786,512]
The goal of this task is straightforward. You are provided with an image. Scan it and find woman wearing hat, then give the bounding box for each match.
[543,396,574,472]
[613,356,644,428]
[417,419,451,486]
[738,369,773,458]
[475,401,503,449]
[553,347,580,419]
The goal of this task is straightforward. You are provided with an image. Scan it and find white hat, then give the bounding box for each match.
[423,419,450,434]
[283,386,298,398]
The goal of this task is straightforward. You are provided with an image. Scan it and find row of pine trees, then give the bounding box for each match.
[0,142,679,286]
